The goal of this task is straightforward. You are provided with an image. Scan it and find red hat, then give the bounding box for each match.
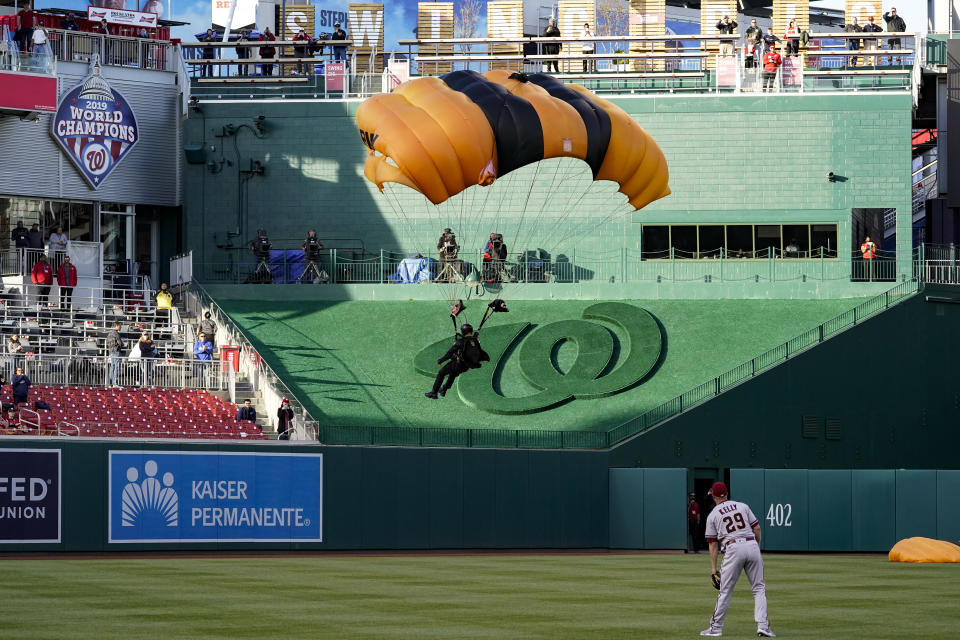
[868,16,874,21]
[711,481,728,497]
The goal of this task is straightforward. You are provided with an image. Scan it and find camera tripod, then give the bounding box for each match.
[484,259,513,283]
[245,257,273,284]
[298,259,329,284]
[435,257,464,283]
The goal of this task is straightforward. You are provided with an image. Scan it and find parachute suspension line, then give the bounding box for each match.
[550,194,635,253]
[511,158,567,268]
[508,159,543,266]
[522,165,595,264]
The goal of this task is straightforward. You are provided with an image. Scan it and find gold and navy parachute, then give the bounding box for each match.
[356,70,670,210]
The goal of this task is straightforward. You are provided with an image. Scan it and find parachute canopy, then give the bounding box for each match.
[356,70,670,210]
[889,537,960,563]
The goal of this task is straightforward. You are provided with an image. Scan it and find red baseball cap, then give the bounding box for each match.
[711,481,728,497]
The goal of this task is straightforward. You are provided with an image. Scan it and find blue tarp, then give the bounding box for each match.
[390,257,434,283]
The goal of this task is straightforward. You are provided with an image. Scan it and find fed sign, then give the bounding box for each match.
[108,451,323,543]
[52,55,139,189]
[0,449,61,543]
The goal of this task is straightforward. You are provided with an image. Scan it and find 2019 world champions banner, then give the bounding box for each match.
[51,57,139,189]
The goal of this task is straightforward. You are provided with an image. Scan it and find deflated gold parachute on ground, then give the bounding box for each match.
[355,70,670,210]
[889,537,960,563]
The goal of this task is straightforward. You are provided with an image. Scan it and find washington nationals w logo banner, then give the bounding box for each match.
[51,55,139,189]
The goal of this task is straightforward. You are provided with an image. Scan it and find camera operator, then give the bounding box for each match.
[437,228,459,262]
[302,230,324,257]
[483,232,508,282]
[245,229,274,284]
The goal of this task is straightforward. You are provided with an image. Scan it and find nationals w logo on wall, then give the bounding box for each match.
[414,303,663,414]
[51,55,139,189]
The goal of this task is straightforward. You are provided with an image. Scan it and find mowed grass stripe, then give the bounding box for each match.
[1,554,957,639]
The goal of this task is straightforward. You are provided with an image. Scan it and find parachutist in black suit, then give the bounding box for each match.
[425,323,489,399]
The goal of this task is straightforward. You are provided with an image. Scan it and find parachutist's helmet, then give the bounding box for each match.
[460,323,473,334]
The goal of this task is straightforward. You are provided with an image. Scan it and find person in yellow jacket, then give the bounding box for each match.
[155,282,173,320]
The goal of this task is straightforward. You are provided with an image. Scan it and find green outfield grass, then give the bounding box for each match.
[2,553,957,639]
[218,298,865,432]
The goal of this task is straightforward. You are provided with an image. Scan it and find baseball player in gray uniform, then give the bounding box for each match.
[701,481,775,638]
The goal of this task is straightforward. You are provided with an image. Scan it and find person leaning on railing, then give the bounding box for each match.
[744,19,762,68]
[259,27,277,76]
[106,322,126,387]
[199,28,216,78]
[843,18,863,67]
[862,16,882,65]
[716,15,738,57]
[235,29,251,76]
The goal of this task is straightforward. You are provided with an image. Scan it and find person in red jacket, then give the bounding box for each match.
[259,27,277,76]
[762,46,782,92]
[56,255,78,309]
[30,253,53,307]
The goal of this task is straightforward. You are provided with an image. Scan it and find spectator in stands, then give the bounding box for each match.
[200,28,216,78]
[60,12,79,31]
[236,399,256,422]
[31,253,53,307]
[259,27,277,76]
[745,19,762,69]
[200,312,217,346]
[32,21,49,68]
[11,367,31,407]
[236,30,251,76]
[883,8,906,65]
[542,18,561,73]
[716,15,737,57]
[762,44,782,92]
[863,17,882,65]
[763,27,779,53]
[11,221,30,250]
[579,22,595,73]
[56,255,78,309]
[137,333,158,386]
[27,223,43,250]
[294,28,311,75]
[155,282,173,320]
[784,19,800,57]
[7,334,24,378]
[844,17,863,67]
[277,398,294,440]
[331,23,347,62]
[13,3,34,54]
[48,226,68,264]
[106,322,126,387]
[193,331,213,384]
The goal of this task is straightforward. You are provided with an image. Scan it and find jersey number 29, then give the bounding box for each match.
[723,513,746,533]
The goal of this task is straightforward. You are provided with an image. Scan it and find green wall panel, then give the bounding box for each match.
[809,470,853,551]
[642,468,687,548]
[729,469,764,526]
[757,470,809,551]
[937,471,960,543]
[182,93,914,282]
[609,468,644,548]
[895,470,938,541]
[852,470,896,552]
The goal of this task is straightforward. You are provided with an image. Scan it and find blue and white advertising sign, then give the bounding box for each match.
[0,449,61,543]
[51,56,139,189]
[108,451,323,543]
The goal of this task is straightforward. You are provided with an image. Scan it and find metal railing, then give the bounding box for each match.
[915,244,960,284]
[44,28,174,71]
[195,246,902,285]
[185,282,317,441]
[4,353,227,391]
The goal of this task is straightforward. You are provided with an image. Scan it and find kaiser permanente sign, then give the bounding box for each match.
[108,451,323,543]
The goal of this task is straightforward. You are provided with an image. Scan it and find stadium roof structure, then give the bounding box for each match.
[666,0,846,28]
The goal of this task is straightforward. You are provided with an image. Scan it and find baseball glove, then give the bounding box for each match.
[711,571,721,590]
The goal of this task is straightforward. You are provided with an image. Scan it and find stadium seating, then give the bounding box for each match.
[0,385,267,439]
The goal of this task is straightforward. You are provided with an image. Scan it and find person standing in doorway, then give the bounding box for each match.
[687,492,702,553]
[700,481,775,638]
[542,18,561,73]
[56,255,77,310]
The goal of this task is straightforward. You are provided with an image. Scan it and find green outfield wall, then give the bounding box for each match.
[2,438,957,552]
[183,93,913,293]
[609,285,960,471]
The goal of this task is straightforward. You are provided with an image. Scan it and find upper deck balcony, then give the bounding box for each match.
[180,31,922,102]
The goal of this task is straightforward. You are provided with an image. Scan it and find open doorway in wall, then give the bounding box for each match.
[851,208,896,281]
